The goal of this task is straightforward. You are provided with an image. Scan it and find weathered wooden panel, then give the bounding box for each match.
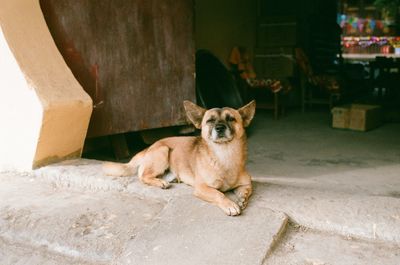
[40,0,195,137]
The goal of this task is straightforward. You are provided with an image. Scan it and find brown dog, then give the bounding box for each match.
[103,100,256,216]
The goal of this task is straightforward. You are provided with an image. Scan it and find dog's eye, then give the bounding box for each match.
[206,118,216,123]
[226,116,236,122]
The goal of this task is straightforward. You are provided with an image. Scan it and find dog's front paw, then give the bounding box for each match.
[237,197,249,210]
[219,198,241,216]
[159,179,171,189]
[234,184,252,210]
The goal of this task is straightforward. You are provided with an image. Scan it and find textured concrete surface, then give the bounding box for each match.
[0,173,164,265]
[33,159,193,200]
[265,224,400,265]
[35,159,400,244]
[253,183,400,244]
[119,197,287,265]
[248,110,400,191]
[1,110,400,264]
[0,160,288,264]
[0,166,288,265]
[248,110,400,244]
[0,236,95,265]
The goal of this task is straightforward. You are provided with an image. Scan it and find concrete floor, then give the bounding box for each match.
[1,109,400,264]
[252,109,400,263]
[266,223,400,265]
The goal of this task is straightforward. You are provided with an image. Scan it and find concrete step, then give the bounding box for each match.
[0,237,95,265]
[118,196,288,265]
[264,223,400,265]
[0,174,165,264]
[252,182,400,244]
[3,158,399,264]
[33,159,193,200]
[0,161,289,265]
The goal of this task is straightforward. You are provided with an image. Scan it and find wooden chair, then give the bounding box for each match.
[229,46,285,119]
[231,71,284,119]
[295,48,341,111]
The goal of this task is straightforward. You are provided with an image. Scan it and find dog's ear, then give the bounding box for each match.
[238,100,256,127]
[183,101,206,129]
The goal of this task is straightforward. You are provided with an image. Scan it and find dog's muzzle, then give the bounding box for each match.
[211,123,232,142]
[215,123,227,136]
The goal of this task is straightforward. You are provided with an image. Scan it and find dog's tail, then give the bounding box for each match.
[102,149,146,177]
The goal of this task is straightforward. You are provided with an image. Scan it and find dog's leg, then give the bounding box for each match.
[234,183,252,210]
[234,172,253,210]
[194,183,241,216]
[138,145,170,189]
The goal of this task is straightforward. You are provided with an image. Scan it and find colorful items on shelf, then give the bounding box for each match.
[337,14,394,36]
[342,36,400,54]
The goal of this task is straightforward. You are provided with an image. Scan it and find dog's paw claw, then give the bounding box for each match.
[157,179,171,190]
[237,198,248,210]
[160,180,171,189]
[220,199,241,216]
[234,191,251,209]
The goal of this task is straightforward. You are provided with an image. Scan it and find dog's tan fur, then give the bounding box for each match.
[103,100,256,216]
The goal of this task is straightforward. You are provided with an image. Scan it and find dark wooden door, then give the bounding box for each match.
[40,0,195,137]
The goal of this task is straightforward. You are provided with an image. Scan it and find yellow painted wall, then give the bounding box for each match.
[0,0,92,171]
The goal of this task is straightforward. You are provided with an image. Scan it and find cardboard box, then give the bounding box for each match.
[332,105,351,129]
[349,104,382,131]
[332,104,382,131]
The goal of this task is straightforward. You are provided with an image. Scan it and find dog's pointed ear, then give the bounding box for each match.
[238,100,256,127]
[183,101,206,129]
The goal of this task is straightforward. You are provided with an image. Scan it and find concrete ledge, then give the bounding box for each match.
[1,161,289,265]
[119,196,288,265]
[0,237,96,265]
[3,158,400,264]
[0,174,165,264]
[253,183,400,245]
[33,159,193,200]
[34,159,400,245]
[33,159,291,264]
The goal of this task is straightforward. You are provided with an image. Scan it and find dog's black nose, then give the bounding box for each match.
[215,123,226,133]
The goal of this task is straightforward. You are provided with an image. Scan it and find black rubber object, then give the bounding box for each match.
[195,49,243,109]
